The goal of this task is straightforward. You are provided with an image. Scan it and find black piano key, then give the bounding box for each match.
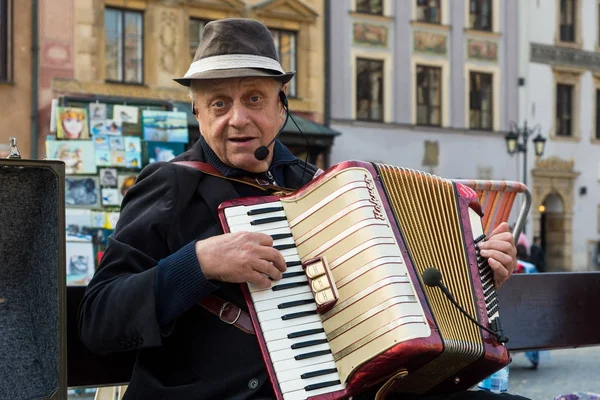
[286,260,302,268]
[474,234,487,244]
[291,339,329,350]
[488,304,500,316]
[274,244,296,251]
[250,216,288,225]
[281,310,317,321]
[288,328,325,339]
[483,285,495,298]
[301,368,338,379]
[305,380,341,391]
[272,281,308,291]
[486,299,498,311]
[278,298,315,309]
[247,206,284,215]
[294,349,331,361]
[281,271,306,279]
[271,233,293,240]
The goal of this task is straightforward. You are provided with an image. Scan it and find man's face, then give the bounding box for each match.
[193,77,285,173]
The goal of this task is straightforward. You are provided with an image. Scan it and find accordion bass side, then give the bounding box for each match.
[218,161,518,400]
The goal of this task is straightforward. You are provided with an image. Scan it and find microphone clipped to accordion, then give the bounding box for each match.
[217,161,527,400]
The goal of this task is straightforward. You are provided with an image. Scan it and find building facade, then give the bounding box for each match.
[328,0,520,181]
[0,0,34,158]
[518,0,600,271]
[36,0,330,164]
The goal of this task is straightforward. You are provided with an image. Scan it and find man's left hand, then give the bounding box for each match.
[477,222,517,288]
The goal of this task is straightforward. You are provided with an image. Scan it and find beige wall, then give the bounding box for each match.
[0,0,33,159]
[42,0,325,134]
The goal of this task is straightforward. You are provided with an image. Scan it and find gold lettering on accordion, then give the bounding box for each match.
[364,174,386,221]
[302,256,339,313]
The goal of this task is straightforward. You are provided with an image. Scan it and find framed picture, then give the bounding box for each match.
[66,241,95,285]
[99,168,118,188]
[101,188,121,207]
[56,107,90,140]
[89,103,107,120]
[65,175,101,208]
[117,173,138,201]
[142,110,189,143]
[105,119,123,136]
[114,105,139,124]
[143,141,185,164]
[46,140,97,174]
[66,208,93,242]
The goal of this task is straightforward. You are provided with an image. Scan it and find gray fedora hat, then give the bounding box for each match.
[174,18,295,87]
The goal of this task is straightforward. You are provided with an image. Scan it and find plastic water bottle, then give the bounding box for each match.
[477,366,509,393]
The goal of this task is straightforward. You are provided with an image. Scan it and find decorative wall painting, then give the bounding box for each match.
[467,39,498,61]
[46,140,97,174]
[353,22,388,47]
[65,175,101,208]
[105,119,123,136]
[66,241,96,285]
[142,110,189,143]
[113,105,139,124]
[413,31,447,55]
[101,188,121,207]
[144,141,185,164]
[56,107,91,140]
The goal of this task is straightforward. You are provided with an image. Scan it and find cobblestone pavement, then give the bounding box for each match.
[507,346,600,400]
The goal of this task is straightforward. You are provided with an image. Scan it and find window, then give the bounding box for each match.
[270,29,297,98]
[105,8,143,84]
[356,58,384,122]
[469,0,492,31]
[469,72,493,130]
[416,0,441,24]
[356,0,383,15]
[556,84,573,136]
[0,0,11,81]
[416,65,442,126]
[596,89,600,140]
[559,0,576,42]
[189,19,209,62]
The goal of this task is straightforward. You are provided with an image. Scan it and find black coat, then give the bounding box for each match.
[78,139,317,400]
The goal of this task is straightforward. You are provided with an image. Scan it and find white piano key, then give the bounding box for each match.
[270,342,331,363]
[280,370,341,394]
[228,219,292,234]
[226,210,287,226]
[276,360,337,383]
[254,292,315,313]
[274,351,334,374]
[223,202,282,218]
[260,312,322,333]
[280,248,299,258]
[250,282,311,303]
[266,332,328,353]
[257,302,317,323]
[274,237,296,247]
[262,320,325,342]
[282,383,345,400]
[248,273,307,293]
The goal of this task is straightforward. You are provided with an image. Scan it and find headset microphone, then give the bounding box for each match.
[253,91,290,161]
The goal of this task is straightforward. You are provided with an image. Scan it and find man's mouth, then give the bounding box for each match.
[229,137,256,143]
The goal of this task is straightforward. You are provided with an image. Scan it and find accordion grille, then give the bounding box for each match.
[377,164,484,391]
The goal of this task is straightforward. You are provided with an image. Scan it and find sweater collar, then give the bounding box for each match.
[199,135,297,178]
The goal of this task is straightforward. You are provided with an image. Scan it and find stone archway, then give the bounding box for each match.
[531,157,579,271]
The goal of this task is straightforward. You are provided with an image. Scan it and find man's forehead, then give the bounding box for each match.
[198,77,278,93]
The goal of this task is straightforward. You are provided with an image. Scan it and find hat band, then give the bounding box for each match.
[184,54,285,78]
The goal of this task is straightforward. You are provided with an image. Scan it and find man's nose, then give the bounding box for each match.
[228,102,250,128]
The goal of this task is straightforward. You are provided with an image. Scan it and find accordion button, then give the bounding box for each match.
[248,378,259,390]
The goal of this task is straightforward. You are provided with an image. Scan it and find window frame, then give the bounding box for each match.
[355,57,384,122]
[469,71,494,130]
[596,88,600,140]
[104,7,144,85]
[469,0,493,32]
[415,64,442,127]
[416,0,442,25]
[356,0,384,15]
[189,18,210,64]
[0,0,12,82]
[270,28,298,99]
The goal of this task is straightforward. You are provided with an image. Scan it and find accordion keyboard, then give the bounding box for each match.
[224,202,346,400]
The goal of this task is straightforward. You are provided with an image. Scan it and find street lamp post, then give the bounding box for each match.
[504,121,547,188]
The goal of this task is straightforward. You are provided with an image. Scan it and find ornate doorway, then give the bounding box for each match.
[531,157,579,272]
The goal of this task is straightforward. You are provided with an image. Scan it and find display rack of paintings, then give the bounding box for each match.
[47,98,191,285]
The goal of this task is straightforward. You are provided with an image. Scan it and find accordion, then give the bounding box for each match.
[218,161,515,400]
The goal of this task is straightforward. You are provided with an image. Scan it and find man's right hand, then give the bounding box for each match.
[195,232,287,289]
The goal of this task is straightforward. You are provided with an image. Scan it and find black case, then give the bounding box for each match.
[0,157,67,400]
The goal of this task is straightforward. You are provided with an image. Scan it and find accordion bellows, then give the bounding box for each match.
[0,160,67,400]
[219,161,510,400]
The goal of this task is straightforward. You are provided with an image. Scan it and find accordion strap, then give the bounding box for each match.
[173,160,295,194]
[200,294,256,335]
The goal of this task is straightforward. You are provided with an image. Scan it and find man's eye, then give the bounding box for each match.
[214,101,225,108]
[250,95,261,102]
